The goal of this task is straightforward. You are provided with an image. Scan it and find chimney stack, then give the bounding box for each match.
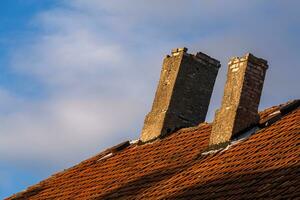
[140,47,220,142]
[210,53,268,146]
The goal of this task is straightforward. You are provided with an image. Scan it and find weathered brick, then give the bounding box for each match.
[209,53,268,146]
[140,48,220,142]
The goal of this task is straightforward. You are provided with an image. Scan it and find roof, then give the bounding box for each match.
[7,100,300,200]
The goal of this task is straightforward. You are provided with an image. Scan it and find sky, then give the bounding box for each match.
[0,0,299,198]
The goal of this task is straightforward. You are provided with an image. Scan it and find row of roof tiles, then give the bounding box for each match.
[7,100,300,199]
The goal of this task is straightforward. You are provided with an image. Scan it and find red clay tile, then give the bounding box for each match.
[6,100,300,200]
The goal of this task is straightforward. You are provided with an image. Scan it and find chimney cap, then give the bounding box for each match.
[171,47,188,54]
[229,53,268,69]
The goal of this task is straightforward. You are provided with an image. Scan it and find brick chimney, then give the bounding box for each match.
[209,53,268,146]
[140,47,220,142]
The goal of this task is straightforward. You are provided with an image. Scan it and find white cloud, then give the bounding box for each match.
[12,11,125,87]
[1,2,154,169]
[0,96,142,167]
[0,88,23,113]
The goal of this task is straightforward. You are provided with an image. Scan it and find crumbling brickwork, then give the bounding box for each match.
[140,48,220,142]
[210,53,268,146]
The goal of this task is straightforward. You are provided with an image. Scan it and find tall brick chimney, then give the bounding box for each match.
[209,53,268,146]
[140,47,220,142]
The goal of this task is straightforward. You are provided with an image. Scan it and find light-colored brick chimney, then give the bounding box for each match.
[209,53,268,146]
[140,47,220,142]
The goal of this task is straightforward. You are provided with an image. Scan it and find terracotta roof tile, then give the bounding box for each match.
[7,100,300,200]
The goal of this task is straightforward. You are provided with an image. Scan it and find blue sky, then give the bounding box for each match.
[0,1,299,198]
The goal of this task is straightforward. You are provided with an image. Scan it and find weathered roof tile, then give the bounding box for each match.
[7,100,300,200]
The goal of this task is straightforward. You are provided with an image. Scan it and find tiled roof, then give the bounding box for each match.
[7,100,300,200]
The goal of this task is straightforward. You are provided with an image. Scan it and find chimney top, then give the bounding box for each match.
[171,47,188,53]
[169,48,221,68]
[229,53,268,68]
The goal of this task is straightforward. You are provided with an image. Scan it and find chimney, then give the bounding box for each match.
[209,53,268,146]
[140,47,221,142]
